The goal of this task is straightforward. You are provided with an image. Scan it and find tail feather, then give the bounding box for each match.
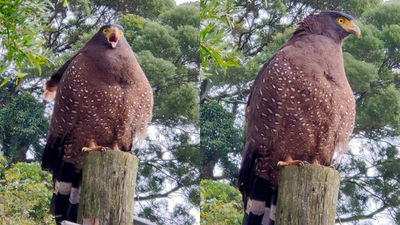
[42,135,64,174]
[238,142,256,205]
[242,175,277,225]
[50,162,82,225]
[240,147,277,225]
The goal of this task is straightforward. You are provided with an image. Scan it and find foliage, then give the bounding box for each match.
[93,0,175,19]
[0,156,53,225]
[0,0,51,84]
[200,0,400,224]
[200,179,243,225]
[0,1,200,225]
[0,91,49,163]
[159,3,200,29]
[200,0,240,73]
[200,101,242,180]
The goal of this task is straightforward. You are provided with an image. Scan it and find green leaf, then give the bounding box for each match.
[0,0,12,5]
[0,75,12,87]
[15,73,27,79]
[0,64,8,75]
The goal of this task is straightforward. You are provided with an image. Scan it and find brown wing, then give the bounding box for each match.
[238,54,282,194]
[43,52,81,101]
[42,53,85,172]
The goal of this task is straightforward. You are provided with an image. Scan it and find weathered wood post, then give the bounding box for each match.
[275,164,340,225]
[77,149,139,225]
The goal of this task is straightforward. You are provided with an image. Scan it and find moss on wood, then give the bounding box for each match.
[77,149,139,225]
[275,164,340,225]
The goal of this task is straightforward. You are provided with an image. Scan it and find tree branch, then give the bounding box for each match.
[135,184,187,201]
[335,205,388,223]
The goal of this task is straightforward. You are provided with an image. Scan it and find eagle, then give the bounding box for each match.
[41,24,153,224]
[238,11,360,225]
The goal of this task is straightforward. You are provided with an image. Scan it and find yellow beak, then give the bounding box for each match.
[106,27,122,48]
[342,20,361,38]
[349,24,361,38]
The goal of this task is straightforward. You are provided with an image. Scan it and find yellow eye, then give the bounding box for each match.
[102,28,108,34]
[119,30,123,36]
[337,18,345,24]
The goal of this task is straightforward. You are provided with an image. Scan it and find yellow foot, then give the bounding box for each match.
[82,146,106,152]
[277,160,308,167]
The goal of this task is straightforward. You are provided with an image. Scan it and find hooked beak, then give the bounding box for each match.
[343,20,361,39]
[350,24,361,38]
[106,28,121,48]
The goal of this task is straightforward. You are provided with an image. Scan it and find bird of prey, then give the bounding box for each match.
[41,24,153,224]
[238,11,360,225]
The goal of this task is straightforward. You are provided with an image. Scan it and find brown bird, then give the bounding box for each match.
[41,24,153,224]
[238,11,360,225]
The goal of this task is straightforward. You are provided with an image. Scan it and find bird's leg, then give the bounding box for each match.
[313,159,335,169]
[277,155,308,167]
[82,140,106,152]
[112,142,120,151]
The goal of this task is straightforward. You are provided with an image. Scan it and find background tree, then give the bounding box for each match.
[200,0,400,224]
[0,0,50,82]
[200,179,243,225]
[200,0,240,72]
[200,101,242,180]
[0,156,53,225]
[0,91,48,163]
[0,1,199,224]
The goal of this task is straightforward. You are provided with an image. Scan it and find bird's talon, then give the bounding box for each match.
[299,161,310,166]
[277,160,307,167]
[82,146,106,152]
[277,161,287,166]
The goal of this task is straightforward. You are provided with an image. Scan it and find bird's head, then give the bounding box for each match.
[296,11,361,42]
[99,24,125,48]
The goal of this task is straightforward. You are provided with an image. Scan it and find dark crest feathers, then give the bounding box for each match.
[292,11,355,41]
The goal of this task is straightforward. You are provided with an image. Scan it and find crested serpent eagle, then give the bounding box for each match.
[238,11,361,225]
[41,24,153,224]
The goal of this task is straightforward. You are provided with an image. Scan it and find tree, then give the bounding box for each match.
[0,0,50,84]
[0,91,49,163]
[0,156,53,225]
[200,0,240,72]
[0,1,200,224]
[93,0,175,19]
[200,0,400,224]
[200,179,243,225]
[200,101,242,180]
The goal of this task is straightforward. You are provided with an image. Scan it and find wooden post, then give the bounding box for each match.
[275,164,340,225]
[77,149,139,225]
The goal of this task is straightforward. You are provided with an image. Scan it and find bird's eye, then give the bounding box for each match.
[337,18,345,24]
[119,30,123,36]
[102,28,108,34]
